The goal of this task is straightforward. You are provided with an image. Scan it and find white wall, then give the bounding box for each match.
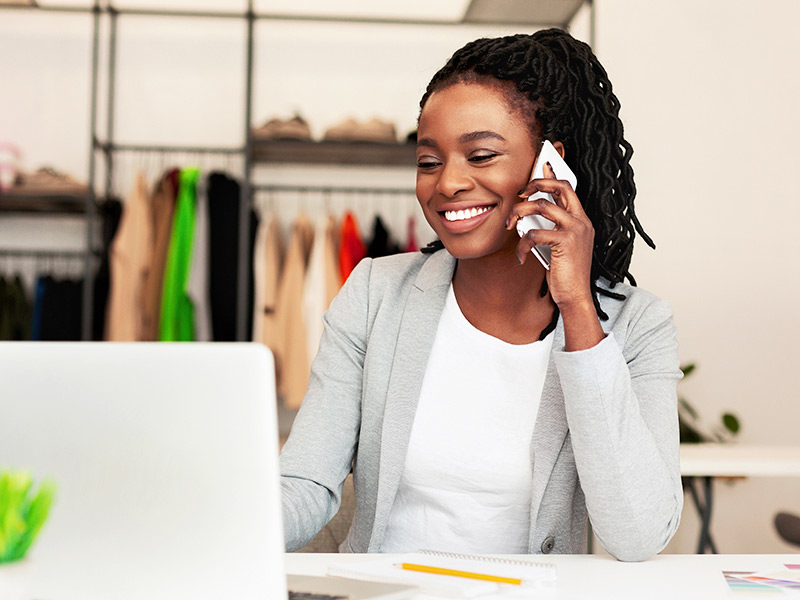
[594,0,800,554]
[2,0,799,554]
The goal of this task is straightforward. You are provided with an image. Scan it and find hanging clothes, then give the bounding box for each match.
[302,214,341,363]
[186,175,212,342]
[31,276,45,341]
[0,274,32,340]
[159,167,198,342]
[338,211,365,284]
[207,172,258,341]
[405,215,419,253]
[252,212,283,348]
[274,212,314,410]
[35,275,83,341]
[365,214,400,258]
[141,170,177,341]
[105,171,153,341]
[92,199,123,340]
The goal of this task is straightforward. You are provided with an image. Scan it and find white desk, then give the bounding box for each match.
[287,553,800,600]
[680,443,800,477]
[680,443,800,553]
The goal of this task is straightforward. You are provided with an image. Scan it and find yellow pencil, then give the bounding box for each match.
[396,563,523,585]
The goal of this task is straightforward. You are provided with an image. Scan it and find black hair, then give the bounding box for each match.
[419,29,654,320]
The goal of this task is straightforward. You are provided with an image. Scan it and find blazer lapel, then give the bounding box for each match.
[529,318,570,537]
[368,251,454,551]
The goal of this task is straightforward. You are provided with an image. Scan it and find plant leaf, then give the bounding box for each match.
[678,397,699,420]
[722,413,741,435]
[0,470,56,564]
[680,363,697,378]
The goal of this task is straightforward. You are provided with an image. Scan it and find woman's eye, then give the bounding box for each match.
[417,159,441,169]
[469,153,499,163]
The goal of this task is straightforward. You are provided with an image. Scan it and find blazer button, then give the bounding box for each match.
[541,536,555,554]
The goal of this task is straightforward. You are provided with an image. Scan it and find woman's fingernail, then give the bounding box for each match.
[517,188,526,195]
[546,161,553,173]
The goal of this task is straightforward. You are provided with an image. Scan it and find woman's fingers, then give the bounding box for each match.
[515,227,558,265]
[505,197,569,230]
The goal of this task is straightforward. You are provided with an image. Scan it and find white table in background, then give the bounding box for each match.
[680,443,800,553]
[287,552,800,600]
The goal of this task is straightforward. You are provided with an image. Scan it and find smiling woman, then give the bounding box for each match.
[279,29,683,562]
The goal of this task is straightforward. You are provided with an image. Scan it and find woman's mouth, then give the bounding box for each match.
[443,206,491,222]
[437,204,496,231]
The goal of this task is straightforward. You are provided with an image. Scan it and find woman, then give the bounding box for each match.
[280,29,682,561]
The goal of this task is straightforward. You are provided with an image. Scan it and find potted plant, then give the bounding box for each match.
[678,363,740,444]
[0,470,56,599]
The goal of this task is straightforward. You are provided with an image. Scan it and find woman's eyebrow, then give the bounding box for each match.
[459,130,506,143]
[417,131,506,149]
[417,136,438,148]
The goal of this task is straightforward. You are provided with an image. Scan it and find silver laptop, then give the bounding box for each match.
[0,342,414,600]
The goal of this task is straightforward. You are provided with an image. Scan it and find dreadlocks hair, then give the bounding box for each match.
[418,29,654,321]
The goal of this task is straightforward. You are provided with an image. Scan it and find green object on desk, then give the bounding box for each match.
[0,470,56,564]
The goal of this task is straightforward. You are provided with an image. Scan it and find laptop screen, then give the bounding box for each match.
[0,342,286,600]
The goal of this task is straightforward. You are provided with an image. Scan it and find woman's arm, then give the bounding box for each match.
[555,297,683,561]
[279,258,373,551]
[511,162,682,560]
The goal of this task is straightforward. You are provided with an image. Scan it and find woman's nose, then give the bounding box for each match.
[435,161,473,197]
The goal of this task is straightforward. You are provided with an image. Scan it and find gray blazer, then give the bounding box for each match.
[280,249,683,561]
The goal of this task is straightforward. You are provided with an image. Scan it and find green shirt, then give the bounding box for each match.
[159,167,198,341]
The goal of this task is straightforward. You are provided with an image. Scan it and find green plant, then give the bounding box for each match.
[678,363,741,443]
[0,470,56,564]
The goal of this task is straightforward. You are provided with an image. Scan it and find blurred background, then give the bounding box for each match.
[1,0,799,555]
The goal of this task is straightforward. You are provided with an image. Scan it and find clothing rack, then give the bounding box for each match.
[0,249,96,259]
[2,0,592,341]
[253,184,416,196]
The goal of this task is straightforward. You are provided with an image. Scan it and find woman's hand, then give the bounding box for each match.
[506,162,594,308]
[506,162,604,350]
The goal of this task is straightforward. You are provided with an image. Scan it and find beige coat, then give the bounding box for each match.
[105,172,152,341]
[273,213,314,410]
[140,172,177,341]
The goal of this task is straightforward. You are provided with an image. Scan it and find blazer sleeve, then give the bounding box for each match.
[279,258,373,551]
[554,296,683,561]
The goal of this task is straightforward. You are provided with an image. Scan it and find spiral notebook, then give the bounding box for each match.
[328,550,557,598]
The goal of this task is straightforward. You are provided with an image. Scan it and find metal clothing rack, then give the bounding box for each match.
[1,0,592,341]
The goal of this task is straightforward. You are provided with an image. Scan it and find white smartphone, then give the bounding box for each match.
[516,140,578,269]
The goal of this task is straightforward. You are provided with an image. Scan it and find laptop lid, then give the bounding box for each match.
[0,342,286,600]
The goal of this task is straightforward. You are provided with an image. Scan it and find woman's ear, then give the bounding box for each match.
[552,141,566,159]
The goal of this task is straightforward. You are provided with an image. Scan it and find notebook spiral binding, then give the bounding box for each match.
[419,549,555,570]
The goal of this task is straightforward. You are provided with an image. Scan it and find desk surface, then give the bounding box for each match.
[287,553,800,599]
[680,443,800,477]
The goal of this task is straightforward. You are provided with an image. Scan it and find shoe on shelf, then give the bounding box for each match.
[0,142,21,193]
[323,118,397,144]
[10,167,88,196]
[252,114,312,141]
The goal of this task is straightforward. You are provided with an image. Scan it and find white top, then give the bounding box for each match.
[381,284,553,554]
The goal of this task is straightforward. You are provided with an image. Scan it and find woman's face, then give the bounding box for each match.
[416,82,537,260]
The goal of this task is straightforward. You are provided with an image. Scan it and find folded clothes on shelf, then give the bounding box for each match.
[252,114,312,141]
[8,167,88,196]
[323,117,398,144]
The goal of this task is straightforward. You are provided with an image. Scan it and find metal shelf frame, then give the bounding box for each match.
[2,0,593,341]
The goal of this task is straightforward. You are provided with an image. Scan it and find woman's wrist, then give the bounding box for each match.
[559,296,605,352]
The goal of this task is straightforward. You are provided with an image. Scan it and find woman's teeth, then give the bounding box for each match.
[444,206,489,222]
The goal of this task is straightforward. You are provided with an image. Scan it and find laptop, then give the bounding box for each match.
[0,342,414,600]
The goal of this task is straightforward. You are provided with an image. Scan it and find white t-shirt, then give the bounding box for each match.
[381,284,554,554]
